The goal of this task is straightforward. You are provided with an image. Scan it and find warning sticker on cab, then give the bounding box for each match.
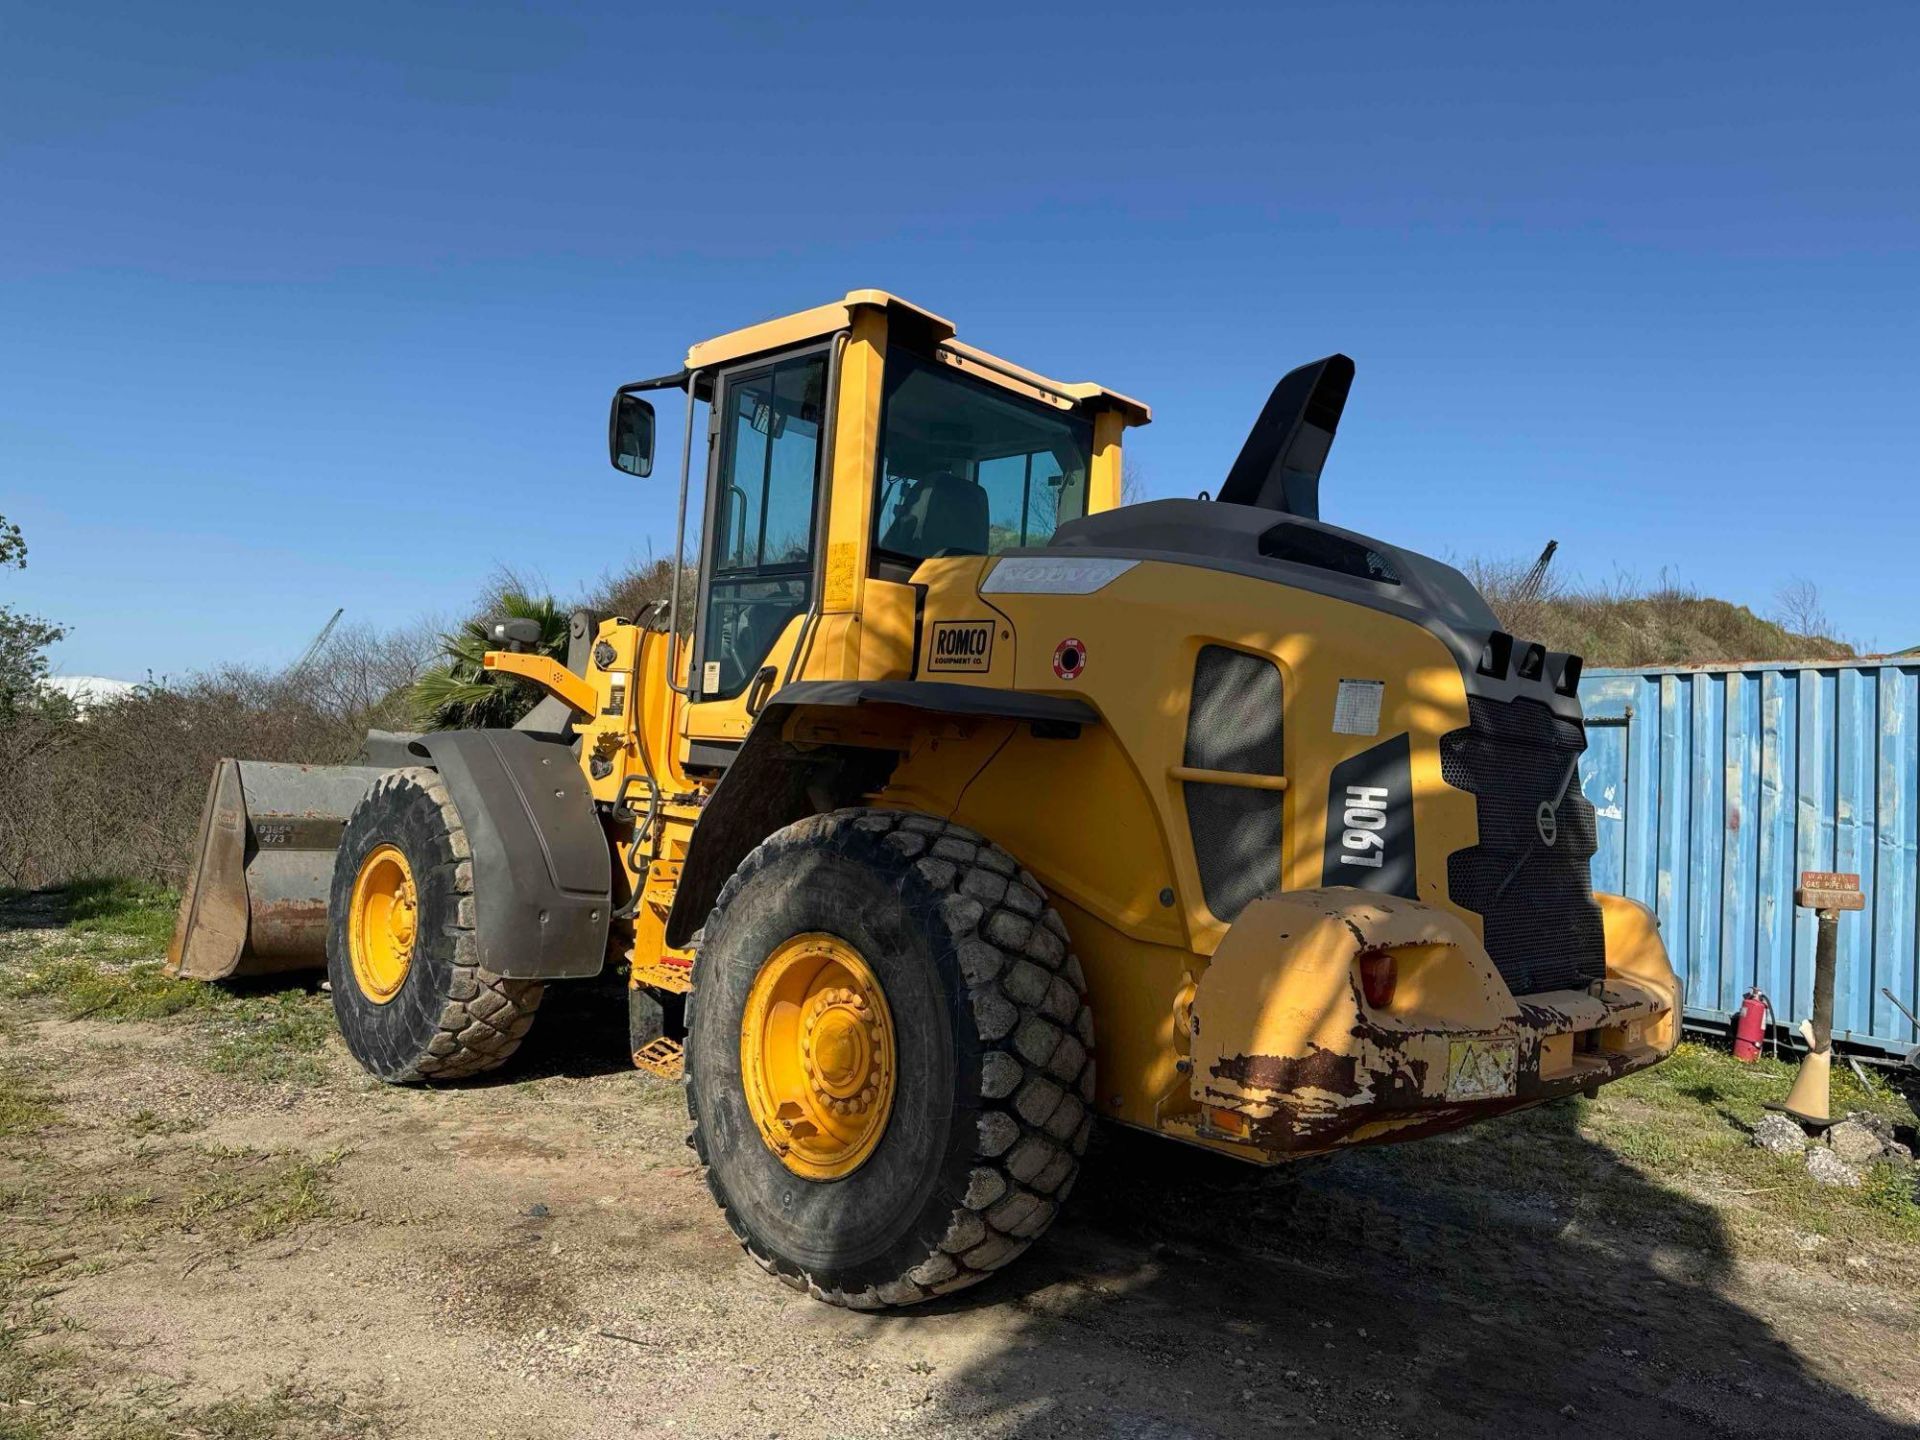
[1446,1039,1518,1101]
[927,620,994,673]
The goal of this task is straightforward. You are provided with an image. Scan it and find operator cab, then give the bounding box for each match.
[603,290,1149,756]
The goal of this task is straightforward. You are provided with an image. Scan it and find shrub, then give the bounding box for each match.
[0,555,692,891]
[0,624,427,889]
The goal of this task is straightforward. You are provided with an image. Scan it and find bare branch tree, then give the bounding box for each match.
[1772,577,1832,643]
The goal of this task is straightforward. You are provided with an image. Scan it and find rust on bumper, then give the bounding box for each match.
[1184,889,1678,1158]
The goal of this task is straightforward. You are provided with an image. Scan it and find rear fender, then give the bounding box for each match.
[663,680,1095,949]
[407,731,612,979]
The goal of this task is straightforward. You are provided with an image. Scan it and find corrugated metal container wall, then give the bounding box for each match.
[1576,661,1920,1058]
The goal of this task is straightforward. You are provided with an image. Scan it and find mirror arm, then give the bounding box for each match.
[614,367,692,396]
[664,368,703,698]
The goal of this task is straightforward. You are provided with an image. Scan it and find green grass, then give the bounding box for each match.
[0,885,371,1439]
[0,955,222,1021]
[124,1108,200,1139]
[168,1385,389,1440]
[1620,1039,1914,1129]
[55,878,180,949]
[1589,1043,1919,1242]
[0,883,210,1021]
[0,882,335,1084]
[1345,1041,1919,1271]
[203,996,335,1085]
[1861,1161,1920,1223]
[0,952,332,1082]
[174,1147,342,1244]
[0,1064,58,1139]
[0,878,181,950]
[78,1185,157,1221]
[1,1147,341,1318]
[0,1306,83,1440]
[0,1313,380,1440]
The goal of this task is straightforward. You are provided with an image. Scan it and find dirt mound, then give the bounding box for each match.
[1470,561,1854,668]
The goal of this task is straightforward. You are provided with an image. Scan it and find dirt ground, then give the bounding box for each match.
[4,899,1919,1438]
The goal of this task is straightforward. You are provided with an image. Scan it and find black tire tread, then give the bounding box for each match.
[344,767,544,1083]
[686,807,1095,1309]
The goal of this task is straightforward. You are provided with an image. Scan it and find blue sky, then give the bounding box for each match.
[4,0,1916,680]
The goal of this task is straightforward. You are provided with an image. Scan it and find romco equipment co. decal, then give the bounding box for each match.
[926,620,994,673]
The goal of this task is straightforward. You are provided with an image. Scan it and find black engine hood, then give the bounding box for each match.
[1038,499,1581,720]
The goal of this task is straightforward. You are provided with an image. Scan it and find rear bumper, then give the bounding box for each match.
[1235,978,1671,1156]
[1186,889,1678,1160]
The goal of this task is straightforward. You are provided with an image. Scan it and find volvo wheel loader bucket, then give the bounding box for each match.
[166,759,391,981]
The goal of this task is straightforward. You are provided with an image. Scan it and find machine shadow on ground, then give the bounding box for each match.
[463,970,640,1085]
[482,969,1914,1436]
[900,1101,1916,1439]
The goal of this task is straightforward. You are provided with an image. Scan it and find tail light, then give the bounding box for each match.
[1358,948,1397,1009]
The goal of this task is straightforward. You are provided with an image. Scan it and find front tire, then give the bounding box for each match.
[327,767,544,1083]
[686,808,1095,1308]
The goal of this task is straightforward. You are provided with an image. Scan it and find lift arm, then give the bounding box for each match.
[482,650,599,716]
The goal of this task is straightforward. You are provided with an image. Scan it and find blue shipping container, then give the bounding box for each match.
[1575,660,1920,1059]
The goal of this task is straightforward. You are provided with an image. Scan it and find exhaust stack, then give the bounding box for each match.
[1216,353,1354,519]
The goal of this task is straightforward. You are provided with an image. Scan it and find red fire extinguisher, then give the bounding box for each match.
[1733,988,1772,1063]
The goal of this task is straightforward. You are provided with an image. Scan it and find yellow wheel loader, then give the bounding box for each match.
[168,290,1679,1308]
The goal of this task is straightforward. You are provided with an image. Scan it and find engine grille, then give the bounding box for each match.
[1183,645,1284,922]
[1440,695,1605,996]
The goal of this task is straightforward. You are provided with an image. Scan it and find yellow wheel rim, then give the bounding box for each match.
[740,933,897,1180]
[348,844,417,1004]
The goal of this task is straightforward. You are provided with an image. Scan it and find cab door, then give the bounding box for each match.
[683,348,829,754]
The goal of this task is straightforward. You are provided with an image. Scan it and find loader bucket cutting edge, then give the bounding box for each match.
[166,759,392,981]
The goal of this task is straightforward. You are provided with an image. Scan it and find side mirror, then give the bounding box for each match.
[609,392,656,477]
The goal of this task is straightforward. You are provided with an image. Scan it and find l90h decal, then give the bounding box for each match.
[1323,732,1416,898]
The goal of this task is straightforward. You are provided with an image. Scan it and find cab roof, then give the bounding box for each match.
[682,289,1150,427]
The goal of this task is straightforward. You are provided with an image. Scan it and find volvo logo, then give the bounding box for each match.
[1536,800,1559,847]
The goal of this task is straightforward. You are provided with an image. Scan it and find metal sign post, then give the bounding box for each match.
[1772,871,1865,1130]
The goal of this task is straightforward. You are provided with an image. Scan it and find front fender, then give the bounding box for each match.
[407,731,611,979]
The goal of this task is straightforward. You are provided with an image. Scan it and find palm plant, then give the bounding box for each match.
[409,591,568,731]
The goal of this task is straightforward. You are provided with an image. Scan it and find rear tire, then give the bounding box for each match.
[686,808,1095,1308]
[327,767,543,1083]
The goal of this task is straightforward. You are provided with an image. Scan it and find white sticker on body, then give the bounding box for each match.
[979,557,1139,595]
[1333,679,1384,736]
